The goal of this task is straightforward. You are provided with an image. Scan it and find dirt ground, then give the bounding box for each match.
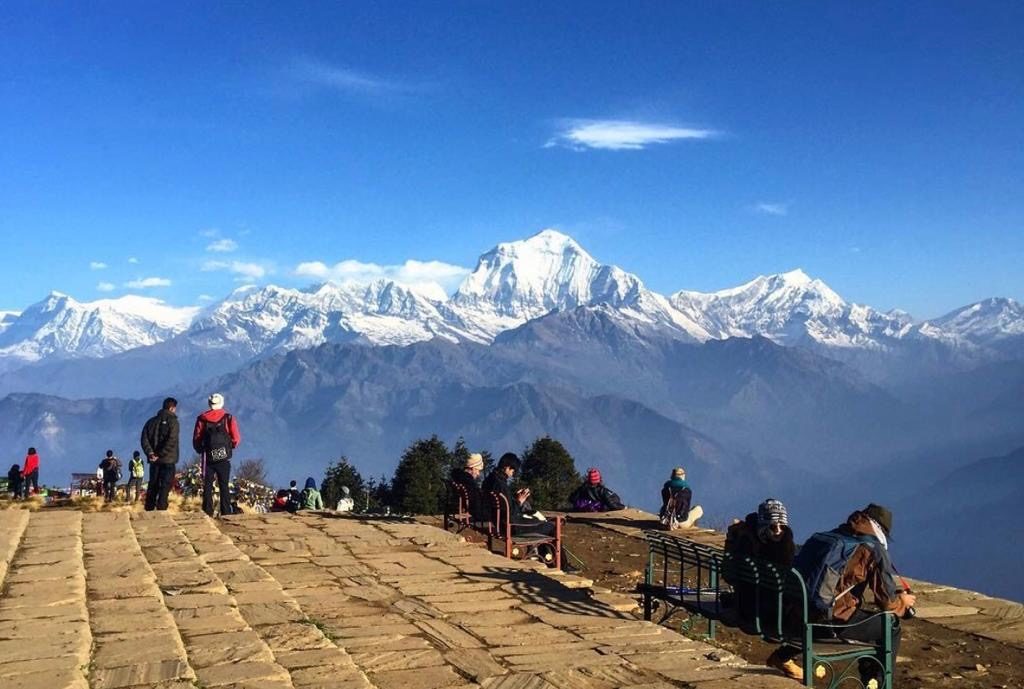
[558,520,1024,689]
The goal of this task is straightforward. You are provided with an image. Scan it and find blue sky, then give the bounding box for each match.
[1,1,1021,318]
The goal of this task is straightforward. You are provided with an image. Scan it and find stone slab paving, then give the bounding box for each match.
[573,508,1024,649]
[0,511,90,689]
[215,512,797,689]
[81,511,195,689]
[0,509,30,587]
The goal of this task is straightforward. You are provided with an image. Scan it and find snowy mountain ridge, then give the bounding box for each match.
[0,229,1020,374]
[0,292,197,370]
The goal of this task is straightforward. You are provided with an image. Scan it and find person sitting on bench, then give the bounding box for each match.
[725,499,800,679]
[482,453,555,537]
[793,503,915,686]
[568,467,625,512]
[449,452,486,521]
[659,467,703,529]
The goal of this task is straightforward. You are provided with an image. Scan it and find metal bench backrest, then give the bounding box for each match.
[644,530,810,638]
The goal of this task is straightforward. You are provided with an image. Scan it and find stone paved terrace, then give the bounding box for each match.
[0,509,800,689]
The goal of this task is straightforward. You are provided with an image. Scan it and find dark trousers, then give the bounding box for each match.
[126,477,144,502]
[512,519,556,537]
[103,479,117,501]
[202,459,232,517]
[22,470,38,498]
[144,463,175,511]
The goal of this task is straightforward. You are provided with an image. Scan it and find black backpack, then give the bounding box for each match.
[286,490,302,513]
[203,414,233,462]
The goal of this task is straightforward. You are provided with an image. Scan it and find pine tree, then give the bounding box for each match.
[391,436,449,514]
[321,456,365,510]
[520,436,581,510]
[448,437,495,476]
[447,437,470,477]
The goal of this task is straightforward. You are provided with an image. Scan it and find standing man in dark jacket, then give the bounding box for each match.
[99,450,122,502]
[192,392,241,518]
[141,397,180,511]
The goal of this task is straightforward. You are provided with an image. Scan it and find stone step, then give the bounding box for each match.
[81,511,196,689]
[0,511,90,689]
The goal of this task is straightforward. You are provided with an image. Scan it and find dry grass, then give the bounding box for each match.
[1,492,205,514]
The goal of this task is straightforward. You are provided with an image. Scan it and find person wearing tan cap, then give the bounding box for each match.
[449,452,485,521]
[659,467,703,529]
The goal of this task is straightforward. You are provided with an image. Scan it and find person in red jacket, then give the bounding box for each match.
[21,447,40,498]
[192,393,241,517]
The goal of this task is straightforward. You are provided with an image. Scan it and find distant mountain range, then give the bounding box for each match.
[0,229,1020,397]
[0,228,1021,600]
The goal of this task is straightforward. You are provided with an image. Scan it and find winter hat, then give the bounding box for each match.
[466,453,484,471]
[304,477,317,490]
[862,503,893,537]
[340,486,351,496]
[208,393,225,410]
[757,499,789,528]
[671,467,686,479]
[587,467,602,485]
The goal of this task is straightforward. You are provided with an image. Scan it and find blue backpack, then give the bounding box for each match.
[794,530,873,619]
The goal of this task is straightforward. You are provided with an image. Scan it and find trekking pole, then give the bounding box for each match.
[890,563,917,619]
[561,545,586,571]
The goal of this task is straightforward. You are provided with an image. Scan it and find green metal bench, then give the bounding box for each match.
[637,530,895,689]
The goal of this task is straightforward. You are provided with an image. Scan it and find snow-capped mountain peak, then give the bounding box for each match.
[0,293,198,367]
[929,297,1024,343]
[450,228,710,341]
[670,269,906,348]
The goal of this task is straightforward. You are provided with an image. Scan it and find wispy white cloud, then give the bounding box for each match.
[287,58,426,97]
[546,119,718,151]
[96,282,116,292]
[206,238,238,253]
[124,277,171,289]
[89,261,108,270]
[199,228,220,238]
[197,294,215,302]
[294,258,469,298]
[127,257,139,264]
[202,260,268,280]
[753,202,789,216]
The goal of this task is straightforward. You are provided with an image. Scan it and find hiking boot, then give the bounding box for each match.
[766,648,804,681]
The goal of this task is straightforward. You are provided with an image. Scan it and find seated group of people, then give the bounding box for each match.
[449,454,704,532]
[723,498,915,684]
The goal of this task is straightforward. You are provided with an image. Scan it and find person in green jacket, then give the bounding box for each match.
[301,477,324,510]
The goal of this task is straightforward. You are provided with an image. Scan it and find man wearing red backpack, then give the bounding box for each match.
[192,392,241,517]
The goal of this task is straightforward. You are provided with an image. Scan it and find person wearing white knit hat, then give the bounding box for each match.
[449,452,485,521]
[192,392,241,517]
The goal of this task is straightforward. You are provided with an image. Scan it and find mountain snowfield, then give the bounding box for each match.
[0,229,1020,374]
[0,292,197,371]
